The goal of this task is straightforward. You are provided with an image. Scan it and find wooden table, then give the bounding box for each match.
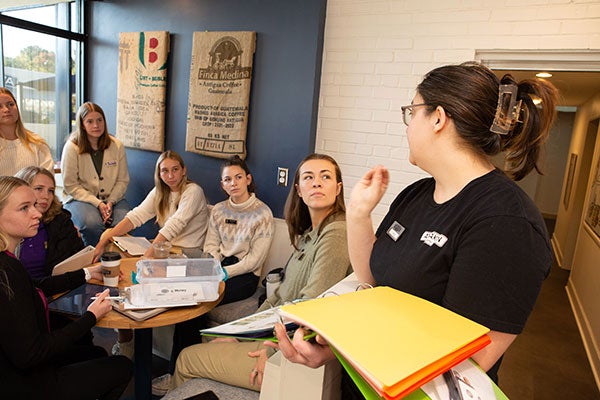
[90,257,224,400]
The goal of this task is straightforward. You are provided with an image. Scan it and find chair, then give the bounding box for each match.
[205,218,293,327]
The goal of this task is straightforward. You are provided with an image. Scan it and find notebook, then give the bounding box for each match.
[111,302,168,321]
[48,283,120,317]
[112,236,152,256]
[51,245,95,276]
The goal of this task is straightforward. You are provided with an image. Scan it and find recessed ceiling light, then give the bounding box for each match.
[536,72,553,78]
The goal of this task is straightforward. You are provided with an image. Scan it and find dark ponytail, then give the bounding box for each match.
[417,62,558,181]
[499,75,559,180]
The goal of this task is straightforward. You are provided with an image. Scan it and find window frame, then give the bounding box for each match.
[0,1,86,161]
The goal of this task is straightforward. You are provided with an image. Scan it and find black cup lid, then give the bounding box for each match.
[101,251,121,261]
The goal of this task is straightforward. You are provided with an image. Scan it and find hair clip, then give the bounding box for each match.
[490,84,522,135]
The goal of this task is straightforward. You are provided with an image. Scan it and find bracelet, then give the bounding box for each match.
[222,267,228,282]
[83,268,92,282]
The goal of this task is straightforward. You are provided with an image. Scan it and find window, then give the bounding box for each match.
[1,1,85,162]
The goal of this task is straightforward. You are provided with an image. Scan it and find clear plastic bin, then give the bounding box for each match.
[132,258,224,305]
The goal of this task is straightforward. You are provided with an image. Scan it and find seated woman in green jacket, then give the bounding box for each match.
[170,153,352,392]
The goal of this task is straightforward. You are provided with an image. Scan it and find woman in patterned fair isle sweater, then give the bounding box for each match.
[152,155,274,396]
[204,155,274,304]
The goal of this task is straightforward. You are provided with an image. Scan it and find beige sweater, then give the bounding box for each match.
[61,136,130,207]
[0,134,53,176]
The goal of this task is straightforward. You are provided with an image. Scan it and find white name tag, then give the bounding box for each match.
[387,221,405,242]
[166,265,187,278]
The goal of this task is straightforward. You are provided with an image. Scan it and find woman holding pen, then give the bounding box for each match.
[270,62,558,397]
[0,176,132,400]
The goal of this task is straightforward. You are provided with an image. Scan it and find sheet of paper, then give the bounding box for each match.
[112,236,151,256]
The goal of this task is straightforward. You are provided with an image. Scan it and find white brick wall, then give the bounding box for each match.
[316,0,600,226]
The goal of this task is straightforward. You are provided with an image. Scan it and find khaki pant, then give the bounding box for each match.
[173,340,269,391]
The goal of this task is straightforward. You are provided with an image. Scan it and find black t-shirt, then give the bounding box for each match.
[371,169,551,335]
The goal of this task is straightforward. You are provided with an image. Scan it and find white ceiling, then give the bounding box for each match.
[492,70,600,108]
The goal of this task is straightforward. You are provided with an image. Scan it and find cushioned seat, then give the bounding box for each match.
[162,377,259,400]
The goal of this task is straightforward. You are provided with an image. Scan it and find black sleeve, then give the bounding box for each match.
[44,210,86,276]
[0,264,95,370]
[35,269,86,297]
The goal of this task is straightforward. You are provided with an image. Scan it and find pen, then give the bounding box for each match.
[443,370,463,400]
[90,296,124,301]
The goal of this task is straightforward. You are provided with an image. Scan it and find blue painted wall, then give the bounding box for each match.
[86,0,326,223]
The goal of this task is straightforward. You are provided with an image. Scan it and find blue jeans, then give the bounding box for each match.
[65,199,131,246]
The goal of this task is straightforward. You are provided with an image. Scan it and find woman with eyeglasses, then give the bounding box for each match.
[271,62,558,397]
[168,154,351,393]
[0,176,132,400]
[0,88,53,176]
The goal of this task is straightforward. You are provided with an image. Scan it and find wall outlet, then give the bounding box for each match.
[277,167,288,187]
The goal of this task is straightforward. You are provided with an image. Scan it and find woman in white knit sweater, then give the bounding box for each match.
[0,87,53,175]
[204,155,274,304]
[94,150,209,359]
[94,150,209,260]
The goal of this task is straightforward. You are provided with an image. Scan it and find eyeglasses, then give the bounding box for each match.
[400,103,429,126]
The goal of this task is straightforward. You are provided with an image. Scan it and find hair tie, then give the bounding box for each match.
[490,83,522,135]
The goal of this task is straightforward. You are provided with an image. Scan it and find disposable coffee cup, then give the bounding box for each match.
[153,241,172,259]
[101,251,121,287]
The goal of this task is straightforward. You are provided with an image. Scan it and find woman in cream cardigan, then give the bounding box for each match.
[61,102,130,246]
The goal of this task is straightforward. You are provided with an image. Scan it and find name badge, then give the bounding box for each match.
[225,219,237,225]
[387,221,405,242]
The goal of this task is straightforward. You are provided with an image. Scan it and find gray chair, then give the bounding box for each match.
[162,378,259,400]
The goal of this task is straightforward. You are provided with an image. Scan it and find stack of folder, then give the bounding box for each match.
[279,286,491,399]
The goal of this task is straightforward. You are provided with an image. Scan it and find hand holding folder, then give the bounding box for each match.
[279,286,491,400]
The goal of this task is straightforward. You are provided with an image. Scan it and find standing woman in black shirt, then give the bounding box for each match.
[271,62,558,396]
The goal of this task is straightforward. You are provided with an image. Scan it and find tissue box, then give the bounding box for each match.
[133,258,224,305]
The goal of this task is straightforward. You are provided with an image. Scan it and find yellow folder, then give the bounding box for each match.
[279,286,491,399]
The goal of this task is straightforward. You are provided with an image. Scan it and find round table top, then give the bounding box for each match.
[90,257,224,329]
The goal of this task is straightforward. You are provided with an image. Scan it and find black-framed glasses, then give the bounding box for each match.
[400,103,429,126]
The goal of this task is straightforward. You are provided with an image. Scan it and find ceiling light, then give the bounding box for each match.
[536,72,553,78]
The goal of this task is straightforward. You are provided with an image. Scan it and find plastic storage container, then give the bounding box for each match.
[131,258,224,307]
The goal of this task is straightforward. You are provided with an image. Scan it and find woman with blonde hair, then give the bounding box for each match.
[15,166,85,279]
[0,176,132,400]
[0,87,53,175]
[94,150,209,358]
[61,102,130,246]
[94,150,209,259]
